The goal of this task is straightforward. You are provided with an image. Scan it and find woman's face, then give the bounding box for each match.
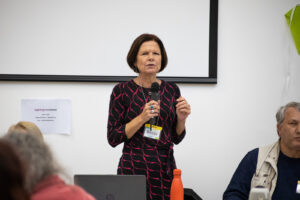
[135,40,162,75]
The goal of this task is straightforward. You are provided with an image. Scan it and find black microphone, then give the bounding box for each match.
[149,82,160,127]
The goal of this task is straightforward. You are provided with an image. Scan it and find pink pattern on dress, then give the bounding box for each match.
[107,80,185,200]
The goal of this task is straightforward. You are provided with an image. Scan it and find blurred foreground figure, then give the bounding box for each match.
[5,122,96,200]
[0,139,29,200]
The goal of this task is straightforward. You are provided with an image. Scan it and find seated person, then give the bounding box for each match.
[223,102,300,200]
[0,139,29,200]
[4,123,96,200]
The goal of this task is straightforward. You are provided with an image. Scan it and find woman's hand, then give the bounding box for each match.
[125,100,160,139]
[175,96,191,135]
[176,96,191,122]
[140,100,160,124]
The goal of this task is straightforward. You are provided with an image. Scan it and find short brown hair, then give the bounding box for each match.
[127,33,168,73]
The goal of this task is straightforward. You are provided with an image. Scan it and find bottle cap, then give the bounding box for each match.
[173,169,181,175]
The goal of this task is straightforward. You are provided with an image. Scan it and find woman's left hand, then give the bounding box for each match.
[176,96,191,121]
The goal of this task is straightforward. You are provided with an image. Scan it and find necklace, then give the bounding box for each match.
[139,81,148,103]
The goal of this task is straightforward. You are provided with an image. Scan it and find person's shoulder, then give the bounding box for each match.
[243,148,259,163]
[163,80,177,87]
[70,185,96,200]
[32,175,96,200]
[248,148,259,155]
[112,80,134,92]
[113,80,131,88]
[163,80,179,91]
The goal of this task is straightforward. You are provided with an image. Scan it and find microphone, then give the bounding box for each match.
[149,82,160,127]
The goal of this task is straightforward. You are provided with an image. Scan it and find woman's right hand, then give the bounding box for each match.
[125,100,160,139]
[139,100,160,124]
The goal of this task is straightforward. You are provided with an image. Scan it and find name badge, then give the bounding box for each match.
[143,124,162,140]
[296,180,300,194]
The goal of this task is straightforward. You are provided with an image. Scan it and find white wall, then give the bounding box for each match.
[0,0,299,199]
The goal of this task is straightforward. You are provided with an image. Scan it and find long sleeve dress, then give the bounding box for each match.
[107,79,185,200]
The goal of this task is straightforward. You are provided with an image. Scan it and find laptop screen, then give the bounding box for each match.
[74,174,147,200]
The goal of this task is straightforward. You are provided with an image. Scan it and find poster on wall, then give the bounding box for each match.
[21,99,71,135]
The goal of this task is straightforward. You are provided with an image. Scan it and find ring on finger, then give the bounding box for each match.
[150,105,154,109]
[151,109,154,114]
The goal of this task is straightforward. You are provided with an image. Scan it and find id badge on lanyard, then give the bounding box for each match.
[143,124,162,140]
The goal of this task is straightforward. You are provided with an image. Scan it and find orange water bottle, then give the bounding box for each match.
[170,169,184,200]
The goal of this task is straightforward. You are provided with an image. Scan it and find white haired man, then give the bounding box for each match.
[223,102,300,200]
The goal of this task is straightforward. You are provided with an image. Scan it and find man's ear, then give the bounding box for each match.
[277,123,281,137]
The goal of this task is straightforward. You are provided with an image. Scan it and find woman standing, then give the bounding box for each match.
[107,33,191,200]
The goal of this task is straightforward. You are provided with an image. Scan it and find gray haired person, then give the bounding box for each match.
[223,102,300,200]
[4,128,95,200]
[4,131,60,193]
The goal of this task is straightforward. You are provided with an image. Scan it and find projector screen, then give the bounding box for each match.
[0,0,218,83]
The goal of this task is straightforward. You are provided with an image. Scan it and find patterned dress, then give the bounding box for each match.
[107,79,185,200]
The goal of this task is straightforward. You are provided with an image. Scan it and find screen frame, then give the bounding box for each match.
[0,0,218,84]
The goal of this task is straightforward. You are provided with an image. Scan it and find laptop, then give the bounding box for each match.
[74,174,146,200]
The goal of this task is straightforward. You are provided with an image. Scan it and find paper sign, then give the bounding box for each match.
[22,99,71,135]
